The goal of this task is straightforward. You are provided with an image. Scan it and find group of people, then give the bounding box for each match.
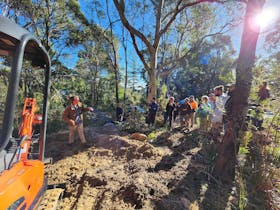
[162,95,198,132]
[62,81,270,146]
[147,84,237,136]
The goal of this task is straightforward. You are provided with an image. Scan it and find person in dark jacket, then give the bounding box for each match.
[173,101,180,122]
[258,81,270,101]
[116,102,124,121]
[164,97,175,128]
[63,96,93,146]
[179,98,192,129]
[147,97,158,126]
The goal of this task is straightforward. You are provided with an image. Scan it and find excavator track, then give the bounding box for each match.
[38,188,64,210]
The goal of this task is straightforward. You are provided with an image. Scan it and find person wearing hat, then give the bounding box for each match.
[196,95,212,133]
[63,95,93,146]
[147,97,158,126]
[179,98,192,129]
[211,85,231,138]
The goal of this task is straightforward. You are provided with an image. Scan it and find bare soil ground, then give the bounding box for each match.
[44,123,237,210]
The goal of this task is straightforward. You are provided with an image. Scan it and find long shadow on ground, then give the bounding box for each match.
[150,129,236,210]
[148,130,200,172]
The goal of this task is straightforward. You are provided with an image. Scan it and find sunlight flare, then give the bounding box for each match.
[253,7,278,29]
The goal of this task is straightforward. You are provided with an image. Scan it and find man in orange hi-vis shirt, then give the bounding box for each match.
[188,95,198,128]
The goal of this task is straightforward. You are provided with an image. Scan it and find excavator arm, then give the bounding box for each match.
[18,98,42,161]
[0,16,63,210]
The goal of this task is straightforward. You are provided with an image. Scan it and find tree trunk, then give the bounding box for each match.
[214,0,265,181]
[147,49,157,103]
[106,0,119,116]
[115,70,119,105]
[91,64,98,106]
[122,27,128,110]
[148,71,157,103]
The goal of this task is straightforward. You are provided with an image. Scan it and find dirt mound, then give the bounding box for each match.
[44,125,238,209]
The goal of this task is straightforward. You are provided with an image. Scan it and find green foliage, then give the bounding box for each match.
[157,84,168,111]
[240,131,252,148]
[168,35,235,98]
[267,145,280,162]
[239,146,249,155]
[147,132,156,139]
[67,0,89,25]
[237,173,247,210]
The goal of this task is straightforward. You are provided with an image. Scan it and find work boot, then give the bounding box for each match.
[82,142,90,148]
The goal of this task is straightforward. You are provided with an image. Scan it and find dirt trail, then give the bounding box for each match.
[44,124,235,210]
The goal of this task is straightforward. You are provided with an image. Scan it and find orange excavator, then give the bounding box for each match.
[0,16,63,209]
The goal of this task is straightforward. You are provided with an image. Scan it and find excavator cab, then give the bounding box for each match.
[0,16,55,209]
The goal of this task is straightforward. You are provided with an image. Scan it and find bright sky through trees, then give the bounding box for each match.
[254,7,278,29]
[78,0,279,69]
[255,0,280,56]
[226,0,279,58]
[1,1,277,71]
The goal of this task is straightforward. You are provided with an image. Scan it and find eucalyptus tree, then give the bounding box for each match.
[156,4,236,78]
[168,34,236,98]
[155,6,235,99]
[214,0,266,181]
[113,0,242,102]
[105,0,121,106]
[2,0,77,63]
[1,1,80,104]
[75,41,110,107]
[66,0,122,110]
[121,26,129,107]
[67,0,122,112]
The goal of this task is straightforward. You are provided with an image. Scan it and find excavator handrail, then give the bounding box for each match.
[7,135,27,170]
[0,16,51,161]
